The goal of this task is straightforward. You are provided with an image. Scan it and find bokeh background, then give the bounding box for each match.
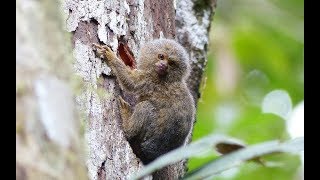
[188,0,304,179]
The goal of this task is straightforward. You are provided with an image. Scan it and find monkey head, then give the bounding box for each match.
[138,39,190,82]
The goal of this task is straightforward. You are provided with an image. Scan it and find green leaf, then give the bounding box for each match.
[130,134,244,180]
[183,137,303,180]
[262,89,292,120]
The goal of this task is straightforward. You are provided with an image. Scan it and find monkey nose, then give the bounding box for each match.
[155,60,168,76]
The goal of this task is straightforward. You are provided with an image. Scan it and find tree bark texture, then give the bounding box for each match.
[16,0,87,179]
[16,0,217,179]
[64,0,216,179]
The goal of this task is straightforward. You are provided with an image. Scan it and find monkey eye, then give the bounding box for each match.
[158,54,165,60]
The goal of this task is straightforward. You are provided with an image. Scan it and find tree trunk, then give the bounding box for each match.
[16,0,87,179]
[16,0,217,179]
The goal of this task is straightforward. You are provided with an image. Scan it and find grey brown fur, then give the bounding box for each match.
[94,39,195,165]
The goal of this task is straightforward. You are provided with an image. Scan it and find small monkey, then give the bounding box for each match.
[93,39,195,165]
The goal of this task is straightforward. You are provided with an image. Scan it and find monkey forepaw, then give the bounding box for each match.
[93,43,116,62]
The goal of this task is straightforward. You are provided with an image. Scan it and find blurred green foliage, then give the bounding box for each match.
[189,0,304,179]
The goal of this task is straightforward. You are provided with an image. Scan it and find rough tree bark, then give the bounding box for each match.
[16,0,87,179]
[16,0,216,179]
[64,0,217,179]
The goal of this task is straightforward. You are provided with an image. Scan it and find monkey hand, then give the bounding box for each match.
[93,43,117,62]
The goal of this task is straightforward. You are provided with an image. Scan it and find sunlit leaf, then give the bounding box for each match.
[262,89,292,120]
[243,69,270,105]
[183,137,303,180]
[287,101,304,138]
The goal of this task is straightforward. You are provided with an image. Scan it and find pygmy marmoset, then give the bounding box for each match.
[94,39,195,165]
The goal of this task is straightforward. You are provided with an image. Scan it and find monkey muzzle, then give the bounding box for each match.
[155,60,168,76]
